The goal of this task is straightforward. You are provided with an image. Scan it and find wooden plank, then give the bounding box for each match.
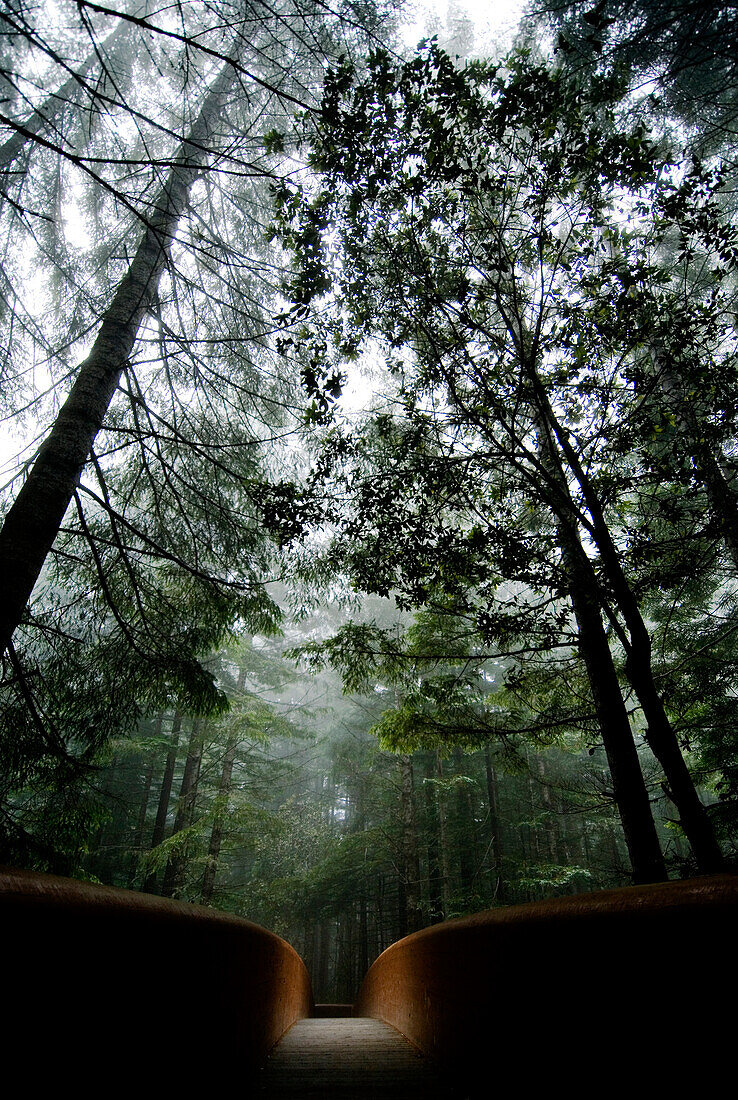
[258,1017,460,1098]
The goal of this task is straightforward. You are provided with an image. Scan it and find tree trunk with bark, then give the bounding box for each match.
[483,745,505,903]
[537,754,559,864]
[161,715,204,898]
[314,920,331,1002]
[535,370,724,873]
[142,710,182,894]
[0,58,235,656]
[451,747,477,898]
[533,406,668,883]
[200,731,238,905]
[200,667,248,904]
[422,753,444,923]
[398,754,422,935]
[127,711,163,886]
[560,517,668,882]
[435,751,453,916]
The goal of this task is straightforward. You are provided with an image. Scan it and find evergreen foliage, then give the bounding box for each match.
[271,40,738,875]
[0,0,392,865]
[1,0,737,1003]
[538,0,738,158]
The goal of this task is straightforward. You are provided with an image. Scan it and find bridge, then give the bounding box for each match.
[2,867,736,1095]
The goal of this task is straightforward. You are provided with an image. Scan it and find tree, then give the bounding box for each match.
[273,43,732,876]
[0,53,237,655]
[87,594,645,994]
[0,0,377,654]
[536,0,738,161]
[0,0,393,868]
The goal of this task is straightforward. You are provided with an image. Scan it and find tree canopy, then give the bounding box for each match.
[271,38,738,879]
[1,0,736,920]
[0,0,392,865]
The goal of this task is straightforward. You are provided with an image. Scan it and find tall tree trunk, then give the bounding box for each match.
[0,58,235,656]
[483,745,505,903]
[423,753,444,923]
[200,666,247,904]
[0,20,129,173]
[127,760,155,886]
[398,754,422,934]
[573,450,724,870]
[350,771,371,973]
[302,922,315,984]
[525,750,542,870]
[537,754,559,864]
[561,520,667,882]
[581,477,722,871]
[315,920,331,1002]
[142,710,182,894]
[435,751,453,917]
[375,875,386,953]
[161,716,204,898]
[126,711,163,886]
[336,909,354,1002]
[451,747,476,898]
[534,408,668,883]
[535,371,724,872]
[357,888,369,978]
[200,731,238,905]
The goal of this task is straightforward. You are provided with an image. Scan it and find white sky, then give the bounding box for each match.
[401,0,528,52]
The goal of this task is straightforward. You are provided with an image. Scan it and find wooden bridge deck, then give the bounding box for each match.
[258,1017,461,1098]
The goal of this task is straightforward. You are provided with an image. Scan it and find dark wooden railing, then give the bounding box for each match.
[3,867,736,1094]
[354,875,738,1094]
[1,866,312,1087]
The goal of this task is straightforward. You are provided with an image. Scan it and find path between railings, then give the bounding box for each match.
[258,1016,459,1098]
[2,868,737,1095]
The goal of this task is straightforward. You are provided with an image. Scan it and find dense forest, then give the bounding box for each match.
[1,0,737,1002]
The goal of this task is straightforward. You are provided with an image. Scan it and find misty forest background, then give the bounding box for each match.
[2,0,738,1002]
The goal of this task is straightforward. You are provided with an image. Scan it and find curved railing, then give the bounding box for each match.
[4,866,736,1093]
[354,875,738,1092]
[1,866,312,1086]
